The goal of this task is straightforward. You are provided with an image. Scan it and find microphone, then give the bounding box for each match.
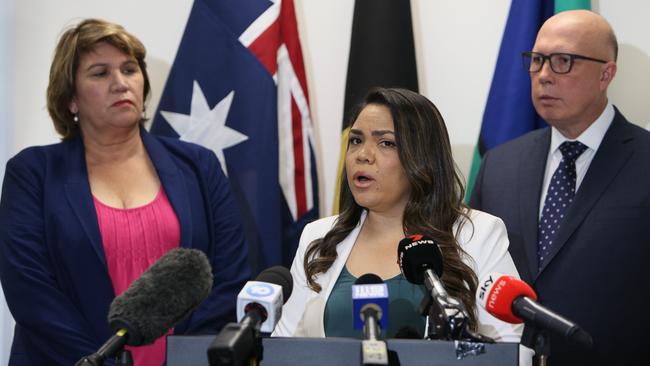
[477,272,593,347]
[398,234,469,340]
[352,273,389,335]
[398,235,446,296]
[208,266,292,366]
[352,273,389,366]
[236,265,292,333]
[76,248,214,366]
[394,326,422,339]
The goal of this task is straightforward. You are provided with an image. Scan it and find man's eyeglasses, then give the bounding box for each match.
[522,51,608,74]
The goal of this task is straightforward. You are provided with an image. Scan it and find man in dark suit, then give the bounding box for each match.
[470,10,650,366]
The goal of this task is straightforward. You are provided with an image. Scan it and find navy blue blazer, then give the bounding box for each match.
[470,109,650,365]
[0,129,251,365]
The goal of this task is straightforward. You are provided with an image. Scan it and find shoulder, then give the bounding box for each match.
[149,133,216,161]
[1,144,70,217]
[5,142,67,174]
[455,209,510,263]
[615,114,650,145]
[144,133,224,179]
[298,215,339,248]
[602,111,650,163]
[465,209,505,231]
[455,209,505,237]
[485,128,549,160]
[10,141,66,161]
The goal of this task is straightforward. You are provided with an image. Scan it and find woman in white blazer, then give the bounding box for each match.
[273,88,525,351]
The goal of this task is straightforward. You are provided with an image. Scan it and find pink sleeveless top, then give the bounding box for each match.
[94,187,180,366]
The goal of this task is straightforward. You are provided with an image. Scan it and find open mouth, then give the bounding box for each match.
[352,172,374,187]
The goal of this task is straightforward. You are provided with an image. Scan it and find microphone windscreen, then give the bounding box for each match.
[355,273,383,285]
[108,248,213,346]
[397,234,443,285]
[254,265,293,303]
[394,325,422,339]
[476,272,537,324]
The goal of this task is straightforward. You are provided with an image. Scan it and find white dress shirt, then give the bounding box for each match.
[538,102,615,218]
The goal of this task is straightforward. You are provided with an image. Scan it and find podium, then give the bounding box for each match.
[167,336,519,365]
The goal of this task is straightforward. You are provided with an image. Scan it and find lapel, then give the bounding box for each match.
[141,129,194,248]
[321,211,367,301]
[538,110,635,273]
[313,211,367,336]
[518,129,551,283]
[63,137,108,267]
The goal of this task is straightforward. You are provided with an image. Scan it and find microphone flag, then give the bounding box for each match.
[236,281,283,333]
[352,279,389,331]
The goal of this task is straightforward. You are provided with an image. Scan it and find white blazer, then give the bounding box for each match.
[273,209,524,342]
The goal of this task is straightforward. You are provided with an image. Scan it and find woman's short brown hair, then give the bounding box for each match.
[46,18,151,140]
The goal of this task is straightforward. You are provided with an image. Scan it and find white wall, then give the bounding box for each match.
[1,0,16,363]
[597,1,650,128]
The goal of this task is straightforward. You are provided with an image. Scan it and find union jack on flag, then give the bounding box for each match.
[151,0,319,275]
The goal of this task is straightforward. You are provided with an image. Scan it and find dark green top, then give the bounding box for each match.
[324,266,426,338]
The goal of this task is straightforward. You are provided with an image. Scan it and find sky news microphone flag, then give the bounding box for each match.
[151,0,318,275]
[465,0,591,201]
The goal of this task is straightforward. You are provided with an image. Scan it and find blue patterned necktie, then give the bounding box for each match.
[537,141,588,269]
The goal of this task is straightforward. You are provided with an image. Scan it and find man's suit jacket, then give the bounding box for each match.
[0,129,251,366]
[470,109,650,365]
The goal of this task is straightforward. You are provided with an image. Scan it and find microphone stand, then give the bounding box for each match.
[75,332,132,366]
[521,324,550,366]
[207,311,264,366]
[360,307,389,366]
[420,269,467,340]
[115,350,133,366]
[76,350,132,366]
[419,291,448,339]
[250,331,263,366]
[420,270,494,343]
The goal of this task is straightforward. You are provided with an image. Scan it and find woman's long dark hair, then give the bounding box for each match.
[304,88,479,328]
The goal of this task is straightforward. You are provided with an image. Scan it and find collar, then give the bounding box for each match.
[549,102,614,154]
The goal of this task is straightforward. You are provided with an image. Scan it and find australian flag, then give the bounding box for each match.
[151,0,319,275]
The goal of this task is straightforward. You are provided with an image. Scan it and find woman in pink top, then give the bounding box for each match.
[0,19,250,366]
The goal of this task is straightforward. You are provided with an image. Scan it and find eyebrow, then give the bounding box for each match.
[349,128,395,137]
[84,59,138,71]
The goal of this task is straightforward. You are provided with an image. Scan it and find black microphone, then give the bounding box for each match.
[398,235,464,338]
[353,273,389,366]
[393,326,422,339]
[398,235,445,296]
[208,266,293,366]
[76,248,213,366]
[397,234,487,342]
